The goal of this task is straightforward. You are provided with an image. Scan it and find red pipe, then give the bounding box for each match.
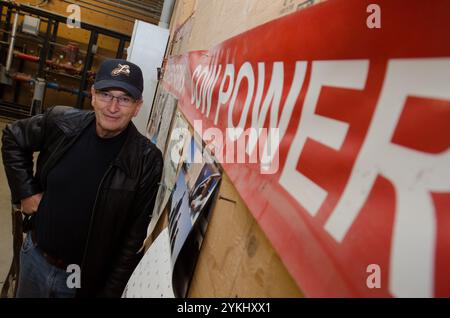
[46,59,83,73]
[11,72,33,82]
[13,51,94,76]
[14,51,39,62]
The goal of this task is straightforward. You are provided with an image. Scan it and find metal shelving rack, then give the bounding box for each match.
[0,0,132,119]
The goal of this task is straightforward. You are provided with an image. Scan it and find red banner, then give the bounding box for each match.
[162,0,450,297]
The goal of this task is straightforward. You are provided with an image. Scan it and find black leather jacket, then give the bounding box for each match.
[1,106,163,297]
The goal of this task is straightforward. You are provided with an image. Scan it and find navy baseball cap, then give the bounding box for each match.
[93,59,143,100]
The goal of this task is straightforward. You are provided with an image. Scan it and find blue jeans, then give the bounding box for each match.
[16,233,77,298]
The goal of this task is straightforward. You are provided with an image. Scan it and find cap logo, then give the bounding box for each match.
[111,64,130,76]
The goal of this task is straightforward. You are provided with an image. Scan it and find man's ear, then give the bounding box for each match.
[133,100,143,117]
[90,87,96,104]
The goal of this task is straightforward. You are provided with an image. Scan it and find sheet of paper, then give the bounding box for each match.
[122,228,174,298]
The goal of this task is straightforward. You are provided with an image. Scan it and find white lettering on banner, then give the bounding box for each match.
[259,61,306,171]
[202,65,222,117]
[190,63,223,117]
[166,55,450,296]
[228,62,255,140]
[199,66,210,111]
[279,60,369,216]
[246,63,274,156]
[244,62,301,166]
[191,64,202,104]
[215,64,234,125]
[206,61,306,172]
[324,58,450,298]
[196,66,211,110]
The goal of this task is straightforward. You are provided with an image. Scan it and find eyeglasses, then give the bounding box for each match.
[95,90,136,107]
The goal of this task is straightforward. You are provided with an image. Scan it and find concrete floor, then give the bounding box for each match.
[0,119,13,293]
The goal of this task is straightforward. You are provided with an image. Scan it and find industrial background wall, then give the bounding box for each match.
[153,0,327,297]
[0,0,163,117]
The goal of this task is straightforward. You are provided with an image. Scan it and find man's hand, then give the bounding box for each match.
[20,193,43,215]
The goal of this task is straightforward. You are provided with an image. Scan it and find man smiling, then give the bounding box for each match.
[1,59,163,298]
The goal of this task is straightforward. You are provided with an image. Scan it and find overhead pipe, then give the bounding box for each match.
[5,12,19,72]
[11,72,33,82]
[14,51,40,62]
[46,81,89,96]
[9,72,89,96]
[13,51,90,75]
[8,72,88,116]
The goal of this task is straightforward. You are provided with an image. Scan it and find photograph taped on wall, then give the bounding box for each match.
[147,111,191,237]
[146,89,164,140]
[146,87,178,154]
[169,136,221,297]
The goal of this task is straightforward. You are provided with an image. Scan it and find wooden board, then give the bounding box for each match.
[188,173,302,297]
[164,0,326,298]
[186,0,326,51]
[169,0,197,34]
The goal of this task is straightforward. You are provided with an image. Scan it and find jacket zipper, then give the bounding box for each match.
[80,164,114,277]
